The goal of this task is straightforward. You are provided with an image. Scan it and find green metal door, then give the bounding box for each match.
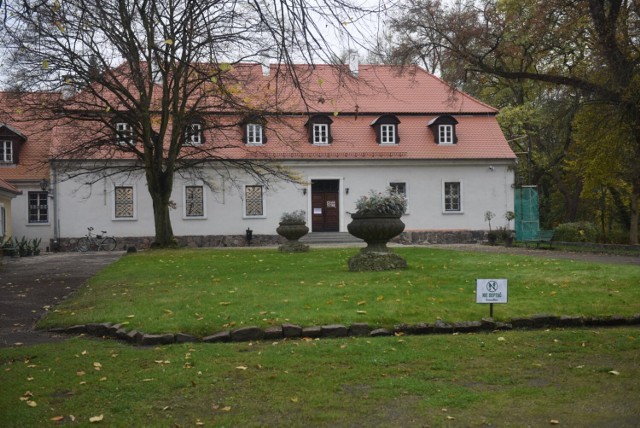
[515,186,540,241]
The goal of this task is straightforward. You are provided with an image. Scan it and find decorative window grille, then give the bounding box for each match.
[185,123,202,145]
[115,122,134,146]
[114,186,134,218]
[246,123,263,144]
[185,185,204,217]
[1,141,13,163]
[313,123,329,144]
[28,191,48,223]
[390,182,406,197]
[444,182,461,212]
[244,185,264,216]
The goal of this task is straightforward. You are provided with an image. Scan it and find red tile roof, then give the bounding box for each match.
[0,177,21,195]
[50,63,514,161]
[0,92,58,182]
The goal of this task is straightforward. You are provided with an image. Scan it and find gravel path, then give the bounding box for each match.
[0,252,123,347]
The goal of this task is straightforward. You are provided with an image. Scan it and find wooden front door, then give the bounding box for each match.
[311,180,339,232]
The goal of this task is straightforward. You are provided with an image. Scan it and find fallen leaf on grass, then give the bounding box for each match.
[356,310,367,314]
[609,370,620,375]
[291,397,299,403]
[89,414,104,423]
[26,400,37,407]
[550,420,560,425]
[235,366,248,370]
[50,416,64,421]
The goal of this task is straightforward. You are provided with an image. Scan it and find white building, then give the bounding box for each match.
[3,65,516,250]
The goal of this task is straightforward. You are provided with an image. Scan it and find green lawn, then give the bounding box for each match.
[1,329,638,427]
[3,247,640,426]
[38,247,640,337]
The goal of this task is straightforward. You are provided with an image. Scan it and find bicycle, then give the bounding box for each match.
[77,227,117,252]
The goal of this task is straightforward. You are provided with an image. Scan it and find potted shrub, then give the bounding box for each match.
[347,188,408,271]
[276,210,309,252]
[504,211,515,246]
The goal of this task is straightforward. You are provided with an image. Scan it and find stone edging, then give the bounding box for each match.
[46,313,640,346]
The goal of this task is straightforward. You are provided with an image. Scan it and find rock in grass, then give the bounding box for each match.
[231,326,264,342]
[203,331,231,343]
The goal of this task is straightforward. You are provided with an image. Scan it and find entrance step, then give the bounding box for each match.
[300,232,363,244]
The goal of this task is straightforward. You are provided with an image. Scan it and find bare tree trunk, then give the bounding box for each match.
[146,169,177,248]
[630,180,639,245]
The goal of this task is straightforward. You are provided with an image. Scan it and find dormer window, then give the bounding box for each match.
[1,141,13,163]
[306,115,333,145]
[371,115,400,145]
[242,116,267,145]
[115,121,135,146]
[184,122,203,146]
[428,115,458,145]
[246,123,263,144]
[0,124,26,165]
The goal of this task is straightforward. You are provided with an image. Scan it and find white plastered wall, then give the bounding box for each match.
[55,159,514,239]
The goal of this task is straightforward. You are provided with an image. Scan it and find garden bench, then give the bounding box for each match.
[522,230,555,248]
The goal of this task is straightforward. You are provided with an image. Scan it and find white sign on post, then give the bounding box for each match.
[476,279,508,304]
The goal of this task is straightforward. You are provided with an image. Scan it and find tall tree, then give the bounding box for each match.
[391,0,640,243]
[1,0,372,247]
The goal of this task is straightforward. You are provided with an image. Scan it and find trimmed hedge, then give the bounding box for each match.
[553,222,599,242]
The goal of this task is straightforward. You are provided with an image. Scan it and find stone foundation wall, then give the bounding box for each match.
[54,230,486,252]
[54,234,283,252]
[394,230,487,245]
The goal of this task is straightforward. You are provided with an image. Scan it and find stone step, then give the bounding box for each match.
[300,232,363,244]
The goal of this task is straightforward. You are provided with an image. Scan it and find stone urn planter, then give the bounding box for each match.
[276,210,309,252]
[347,189,408,271]
[347,213,405,253]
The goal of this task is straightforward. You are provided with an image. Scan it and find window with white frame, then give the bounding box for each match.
[244,185,264,217]
[114,186,135,219]
[184,185,205,218]
[380,124,396,144]
[184,123,202,145]
[246,123,263,145]
[443,181,462,212]
[28,191,48,223]
[115,122,135,146]
[313,123,329,144]
[439,125,454,144]
[1,141,13,163]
